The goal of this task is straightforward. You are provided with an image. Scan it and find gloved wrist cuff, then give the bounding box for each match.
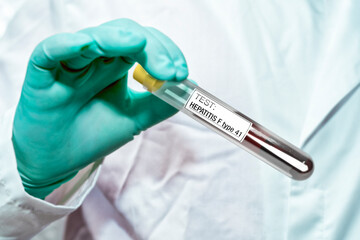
[19,171,78,200]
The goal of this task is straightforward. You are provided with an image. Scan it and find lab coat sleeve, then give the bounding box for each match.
[0,107,101,239]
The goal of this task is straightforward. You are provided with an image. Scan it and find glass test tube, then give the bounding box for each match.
[133,65,314,180]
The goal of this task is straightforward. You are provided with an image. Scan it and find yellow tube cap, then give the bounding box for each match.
[133,65,164,92]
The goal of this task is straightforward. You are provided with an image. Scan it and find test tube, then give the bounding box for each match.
[133,65,314,180]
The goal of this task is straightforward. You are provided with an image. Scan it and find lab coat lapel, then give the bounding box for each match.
[299,74,359,147]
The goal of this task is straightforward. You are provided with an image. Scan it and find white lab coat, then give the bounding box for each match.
[1,0,360,239]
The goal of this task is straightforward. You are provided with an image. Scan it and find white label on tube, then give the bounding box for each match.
[185,89,252,142]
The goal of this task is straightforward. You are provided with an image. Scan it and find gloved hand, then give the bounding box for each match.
[12,19,188,199]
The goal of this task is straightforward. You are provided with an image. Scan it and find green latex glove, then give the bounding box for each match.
[12,19,188,199]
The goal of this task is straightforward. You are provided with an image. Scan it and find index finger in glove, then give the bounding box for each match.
[27,33,93,88]
[78,19,180,81]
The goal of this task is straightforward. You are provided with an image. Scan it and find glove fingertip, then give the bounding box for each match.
[144,55,177,81]
[175,67,189,81]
